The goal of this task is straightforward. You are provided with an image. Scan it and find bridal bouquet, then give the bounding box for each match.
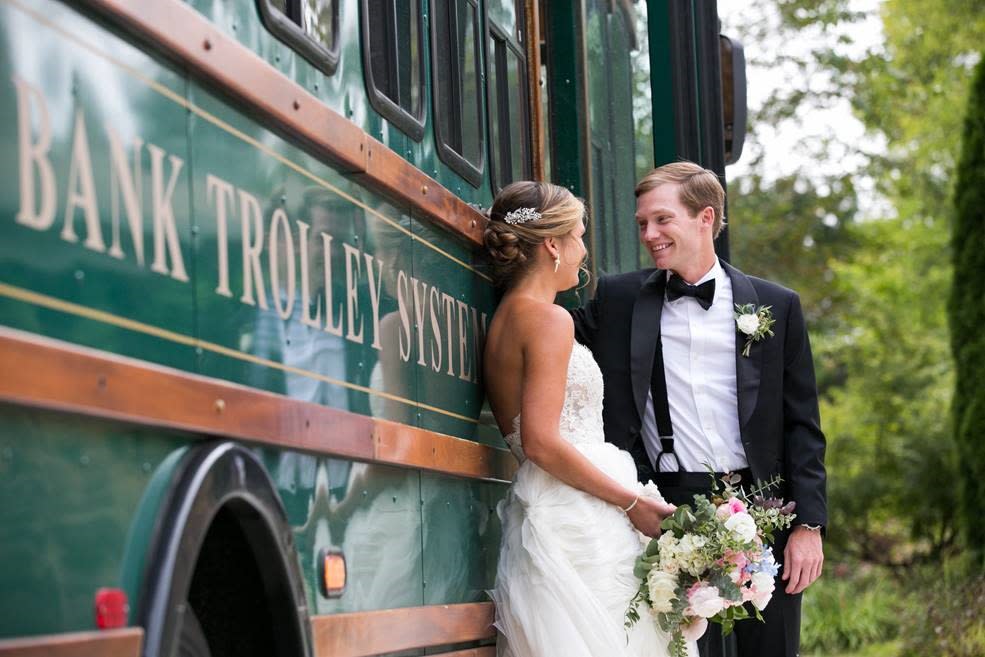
[626,474,797,657]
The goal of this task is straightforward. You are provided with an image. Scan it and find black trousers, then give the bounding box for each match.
[645,468,803,657]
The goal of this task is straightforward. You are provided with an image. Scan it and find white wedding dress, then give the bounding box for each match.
[491,342,697,657]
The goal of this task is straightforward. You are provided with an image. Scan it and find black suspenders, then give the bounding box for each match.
[649,336,680,472]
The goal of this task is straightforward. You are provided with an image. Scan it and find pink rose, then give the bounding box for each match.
[725,550,749,570]
[688,584,727,618]
[716,497,749,521]
[681,616,709,642]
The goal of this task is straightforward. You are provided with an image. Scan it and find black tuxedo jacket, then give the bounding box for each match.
[571,262,827,528]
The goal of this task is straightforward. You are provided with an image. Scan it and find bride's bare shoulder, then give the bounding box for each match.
[492,298,573,352]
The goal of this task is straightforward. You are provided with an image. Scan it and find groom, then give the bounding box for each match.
[572,161,826,657]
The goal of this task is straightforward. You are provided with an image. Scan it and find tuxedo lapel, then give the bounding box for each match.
[630,270,666,423]
[724,262,762,431]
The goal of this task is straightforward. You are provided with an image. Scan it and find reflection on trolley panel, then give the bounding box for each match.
[13,77,487,387]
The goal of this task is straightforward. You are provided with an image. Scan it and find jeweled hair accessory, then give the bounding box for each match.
[503,207,542,225]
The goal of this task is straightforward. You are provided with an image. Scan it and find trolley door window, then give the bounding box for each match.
[486,21,531,192]
[362,0,426,140]
[430,0,484,186]
[260,0,340,74]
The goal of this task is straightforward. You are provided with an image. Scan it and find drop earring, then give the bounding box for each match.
[554,255,561,273]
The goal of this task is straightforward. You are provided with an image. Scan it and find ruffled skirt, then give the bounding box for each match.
[491,441,696,657]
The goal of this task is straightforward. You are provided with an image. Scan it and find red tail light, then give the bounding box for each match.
[94,588,129,629]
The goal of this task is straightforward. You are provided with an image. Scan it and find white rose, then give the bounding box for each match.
[750,571,775,593]
[657,532,679,556]
[724,512,758,542]
[678,534,707,552]
[647,570,679,613]
[688,585,727,618]
[657,534,681,574]
[736,313,760,335]
[751,588,773,611]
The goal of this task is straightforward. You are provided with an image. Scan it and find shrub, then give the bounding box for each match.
[898,572,985,657]
[800,566,903,654]
[949,50,985,565]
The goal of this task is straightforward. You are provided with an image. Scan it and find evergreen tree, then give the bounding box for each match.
[949,53,985,566]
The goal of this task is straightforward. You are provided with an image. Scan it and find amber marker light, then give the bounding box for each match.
[319,549,346,599]
[94,587,129,629]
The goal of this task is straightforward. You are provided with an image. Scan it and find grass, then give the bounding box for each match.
[805,639,902,657]
[800,566,903,655]
[799,561,985,657]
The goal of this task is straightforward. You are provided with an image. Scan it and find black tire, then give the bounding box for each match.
[178,604,212,657]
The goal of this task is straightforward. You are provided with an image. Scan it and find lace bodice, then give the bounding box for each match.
[504,342,605,462]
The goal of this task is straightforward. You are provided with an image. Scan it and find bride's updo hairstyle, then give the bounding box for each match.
[484,181,586,288]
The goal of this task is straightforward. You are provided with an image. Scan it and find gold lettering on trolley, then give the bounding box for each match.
[61,108,105,252]
[428,286,443,373]
[206,173,235,298]
[411,278,429,367]
[268,207,296,321]
[11,74,488,391]
[238,188,268,308]
[106,127,144,266]
[320,232,344,337]
[147,144,188,281]
[296,220,322,329]
[396,270,413,362]
[343,242,364,344]
[13,76,56,231]
[364,253,384,351]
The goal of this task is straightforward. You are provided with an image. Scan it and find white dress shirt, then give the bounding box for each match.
[641,259,748,473]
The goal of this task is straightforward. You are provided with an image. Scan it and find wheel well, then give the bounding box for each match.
[188,500,303,657]
[137,442,312,657]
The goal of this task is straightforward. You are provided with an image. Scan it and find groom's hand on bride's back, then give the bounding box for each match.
[627,497,676,537]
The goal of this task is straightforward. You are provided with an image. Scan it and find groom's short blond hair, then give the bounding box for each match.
[635,161,726,237]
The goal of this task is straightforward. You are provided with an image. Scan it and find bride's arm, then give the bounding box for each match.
[518,305,673,536]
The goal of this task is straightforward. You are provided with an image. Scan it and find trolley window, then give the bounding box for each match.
[258,0,340,75]
[486,19,531,192]
[361,0,426,140]
[430,0,484,186]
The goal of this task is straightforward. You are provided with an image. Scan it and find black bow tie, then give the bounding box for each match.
[666,274,715,310]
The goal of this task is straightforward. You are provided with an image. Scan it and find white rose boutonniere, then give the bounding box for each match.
[734,303,775,357]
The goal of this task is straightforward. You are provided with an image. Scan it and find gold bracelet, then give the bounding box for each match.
[622,494,640,513]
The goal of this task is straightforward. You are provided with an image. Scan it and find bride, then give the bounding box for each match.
[483,181,698,657]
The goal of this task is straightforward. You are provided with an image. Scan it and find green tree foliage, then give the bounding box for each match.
[820,216,956,564]
[948,54,985,565]
[724,0,985,566]
[728,172,858,339]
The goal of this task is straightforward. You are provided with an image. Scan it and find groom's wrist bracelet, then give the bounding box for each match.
[622,495,640,513]
[799,523,822,532]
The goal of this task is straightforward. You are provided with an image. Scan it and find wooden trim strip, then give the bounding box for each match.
[0,628,142,657]
[311,603,495,657]
[427,649,495,657]
[75,0,487,247]
[0,282,479,425]
[526,1,546,181]
[0,328,516,482]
